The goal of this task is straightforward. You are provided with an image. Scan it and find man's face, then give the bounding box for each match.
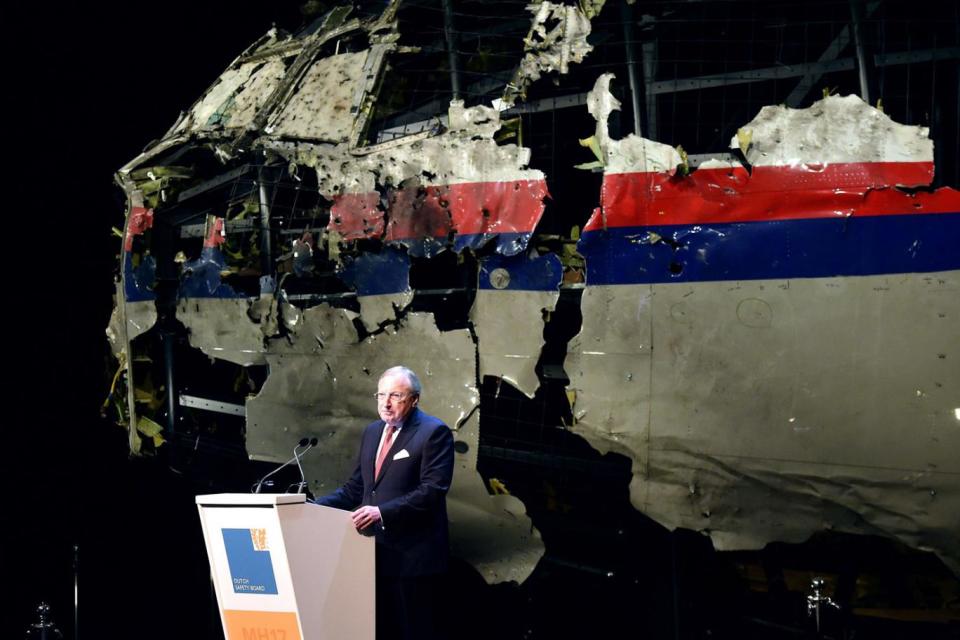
[377,372,418,427]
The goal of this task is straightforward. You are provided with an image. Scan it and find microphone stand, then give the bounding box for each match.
[292,437,319,494]
[253,438,308,493]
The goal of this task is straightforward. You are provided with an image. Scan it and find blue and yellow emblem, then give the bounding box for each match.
[221,528,278,595]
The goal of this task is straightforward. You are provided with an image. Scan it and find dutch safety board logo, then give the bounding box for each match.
[221,528,279,595]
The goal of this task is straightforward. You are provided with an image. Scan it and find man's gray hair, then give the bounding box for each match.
[380,366,422,396]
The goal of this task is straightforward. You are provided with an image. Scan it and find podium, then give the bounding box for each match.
[196,493,374,640]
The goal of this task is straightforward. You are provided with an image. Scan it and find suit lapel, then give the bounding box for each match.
[373,408,420,488]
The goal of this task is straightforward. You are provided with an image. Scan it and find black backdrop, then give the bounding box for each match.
[3,4,304,637]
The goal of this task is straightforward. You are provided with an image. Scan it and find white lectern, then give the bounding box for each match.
[196,493,374,640]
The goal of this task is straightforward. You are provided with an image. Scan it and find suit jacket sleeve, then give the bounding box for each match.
[376,420,454,527]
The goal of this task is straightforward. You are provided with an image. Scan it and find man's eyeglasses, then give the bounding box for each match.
[374,392,411,402]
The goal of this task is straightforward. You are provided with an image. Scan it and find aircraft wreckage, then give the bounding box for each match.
[106,0,960,582]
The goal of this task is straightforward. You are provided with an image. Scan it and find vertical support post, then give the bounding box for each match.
[258,167,273,279]
[162,329,176,434]
[621,1,643,136]
[73,544,79,640]
[642,40,659,140]
[153,216,180,437]
[849,0,876,104]
[442,0,461,101]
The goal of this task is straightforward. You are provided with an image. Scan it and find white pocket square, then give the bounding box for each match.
[393,449,410,460]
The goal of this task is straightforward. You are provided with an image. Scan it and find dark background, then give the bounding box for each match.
[3,3,305,637]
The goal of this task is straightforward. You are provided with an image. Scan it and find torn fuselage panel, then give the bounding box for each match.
[168,10,385,144]
[338,246,413,331]
[176,297,272,367]
[376,177,548,257]
[188,58,289,132]
[143,14,391,163]
[265,51,370,143]
[472,252,563,398]
[585,73,682,177]
[106,284,157,359]
[570,75,960,571]
[109,185,163,452]
[270,102,548,258]
[733,94,935,185]
[502,1,600,108]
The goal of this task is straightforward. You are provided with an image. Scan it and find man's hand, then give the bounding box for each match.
[351,505,382,531]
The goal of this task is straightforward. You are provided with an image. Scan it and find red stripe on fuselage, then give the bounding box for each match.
[329,179,548,241]
[587,161,959,231]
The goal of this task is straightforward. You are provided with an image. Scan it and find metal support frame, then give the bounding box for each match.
[374,90,589,143]
[377,72,511,132]
[786,24,852,107]
[163,330,177,434]
[785,1,881,107]
[647,47,959,96]
[848,0,877,105]
[621,1,643,136]
[363,42,957,150]
[442,0,461,101]
[348,43,396,148]
[373,42,956,144]
[180,218,258,239]
[504,92,590,115]
[642,40,659,140]
[141,216,181,443]
[177,165,251,203]
[257,166,274,278]
[179,394,246,416]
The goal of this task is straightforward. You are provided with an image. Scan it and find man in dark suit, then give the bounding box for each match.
[312,365,454,640]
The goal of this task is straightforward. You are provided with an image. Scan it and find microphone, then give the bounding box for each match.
[293,437,319,494]
[252,438,310,493]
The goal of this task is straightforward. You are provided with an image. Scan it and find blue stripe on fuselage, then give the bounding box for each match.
[579,212,960,285]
